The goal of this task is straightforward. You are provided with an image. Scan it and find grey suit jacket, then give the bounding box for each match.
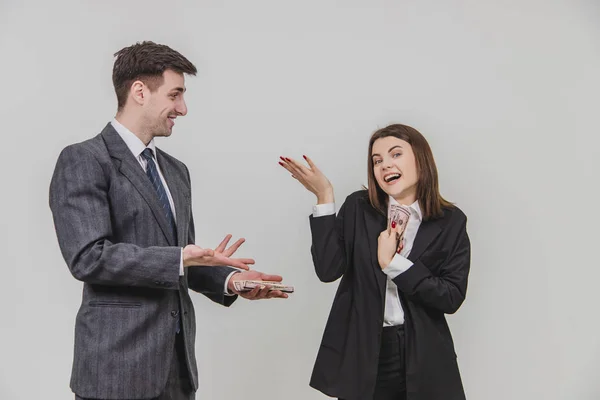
[49,123,237,399]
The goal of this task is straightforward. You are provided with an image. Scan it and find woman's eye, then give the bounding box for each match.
[374,159,382,165]
[393,152,402,158]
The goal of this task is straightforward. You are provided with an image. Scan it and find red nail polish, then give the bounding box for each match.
[303,155,307,159]
[278,162,284,166]
[391,221,396,228]
[397,248,401,254]
[280,156,285,161]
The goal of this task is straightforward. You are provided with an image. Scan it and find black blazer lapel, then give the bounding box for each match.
[101,123,177,246]
[362,202,388,300]
[408,218,442,261]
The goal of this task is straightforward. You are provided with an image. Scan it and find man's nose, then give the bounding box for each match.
[177,100,188,116]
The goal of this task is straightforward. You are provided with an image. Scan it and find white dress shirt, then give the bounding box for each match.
[111,119,237,293]
[312,195,422,326]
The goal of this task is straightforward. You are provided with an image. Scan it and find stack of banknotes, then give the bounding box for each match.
[388,203,410,236]
[233,280,295,293]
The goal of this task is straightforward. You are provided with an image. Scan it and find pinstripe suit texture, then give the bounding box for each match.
[50,123,237,399]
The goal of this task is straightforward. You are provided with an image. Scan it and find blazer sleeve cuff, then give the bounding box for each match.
[224,270,241,295]
[382,254,414,279]
[392,259,432,294]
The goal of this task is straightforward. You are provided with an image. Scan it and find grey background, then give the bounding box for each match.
[1,0,598,399]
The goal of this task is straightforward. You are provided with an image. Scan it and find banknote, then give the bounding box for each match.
[232,280,295,293]
[388,203,410,253]
[388,203,410,235]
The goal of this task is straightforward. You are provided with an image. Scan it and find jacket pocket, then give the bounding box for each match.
[88,301,142,308]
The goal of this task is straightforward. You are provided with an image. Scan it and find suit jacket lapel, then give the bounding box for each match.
[156,152,191,289]
[362,202,388,300]
[157,150,189,248]
[407,218,442,262]
[101,123,177,246]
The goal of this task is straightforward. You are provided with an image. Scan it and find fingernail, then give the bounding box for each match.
[278,162,284,166]
[285,157,291,161]
[303,155,307,159]
[397,249,401,254]
[391,221,396,228]
[280,156,285,161]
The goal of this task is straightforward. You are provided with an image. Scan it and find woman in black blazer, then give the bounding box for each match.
[279,124,470,400]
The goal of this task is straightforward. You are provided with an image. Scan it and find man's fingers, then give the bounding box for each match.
[226,258,251,270]
[267,290,288,299]
[215,234,232,253]
[242,286,261,298]
[193,248,214,258]
[259,274,283,282]
[224,238,245,256]
[257,285,271,299]
[242,285,268,300]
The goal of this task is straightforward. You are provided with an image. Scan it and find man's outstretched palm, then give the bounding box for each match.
[183,234,255,270]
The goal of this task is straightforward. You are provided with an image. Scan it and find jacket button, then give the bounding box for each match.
[171,310,179,317]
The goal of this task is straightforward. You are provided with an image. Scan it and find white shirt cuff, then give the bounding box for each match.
[382,253,414,279]
[179,248,184,276]
[224,270,241,295]
[180,248,240,294]
[313,203,336,217]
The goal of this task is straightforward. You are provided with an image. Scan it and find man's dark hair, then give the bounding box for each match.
[112,41,197,110]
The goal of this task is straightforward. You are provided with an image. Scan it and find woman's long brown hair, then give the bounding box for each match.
[366,124,453,220]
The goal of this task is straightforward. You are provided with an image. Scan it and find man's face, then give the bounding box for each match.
[143,69,188,137]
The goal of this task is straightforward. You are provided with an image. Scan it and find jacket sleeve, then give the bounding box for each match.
[309,196,353,282]
[49,145,181,289]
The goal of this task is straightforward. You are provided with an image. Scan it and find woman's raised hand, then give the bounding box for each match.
[279,155,334,204]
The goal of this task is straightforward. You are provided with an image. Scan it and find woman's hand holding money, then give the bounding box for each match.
[377,221,405,270]
[183,234,255,270]
[278,155,334,204]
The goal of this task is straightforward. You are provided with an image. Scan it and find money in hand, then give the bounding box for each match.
[232,280,295,293]
[388,203,411,237]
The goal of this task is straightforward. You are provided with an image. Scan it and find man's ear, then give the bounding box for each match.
[130,80,146,106]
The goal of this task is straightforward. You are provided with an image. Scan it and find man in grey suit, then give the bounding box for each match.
[49,41,287,400]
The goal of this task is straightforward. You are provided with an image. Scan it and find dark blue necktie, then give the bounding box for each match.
[141,148,181,333]
[141,148,177,242]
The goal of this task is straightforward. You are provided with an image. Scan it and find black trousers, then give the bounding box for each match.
[340,325,406,400]
[75,332,194,400]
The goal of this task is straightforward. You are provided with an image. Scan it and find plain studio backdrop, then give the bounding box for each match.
[0,0,598,399]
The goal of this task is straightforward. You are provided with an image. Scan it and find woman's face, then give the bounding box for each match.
[371,136,418,205]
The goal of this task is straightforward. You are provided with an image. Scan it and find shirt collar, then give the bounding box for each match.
[111,118,156,159]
